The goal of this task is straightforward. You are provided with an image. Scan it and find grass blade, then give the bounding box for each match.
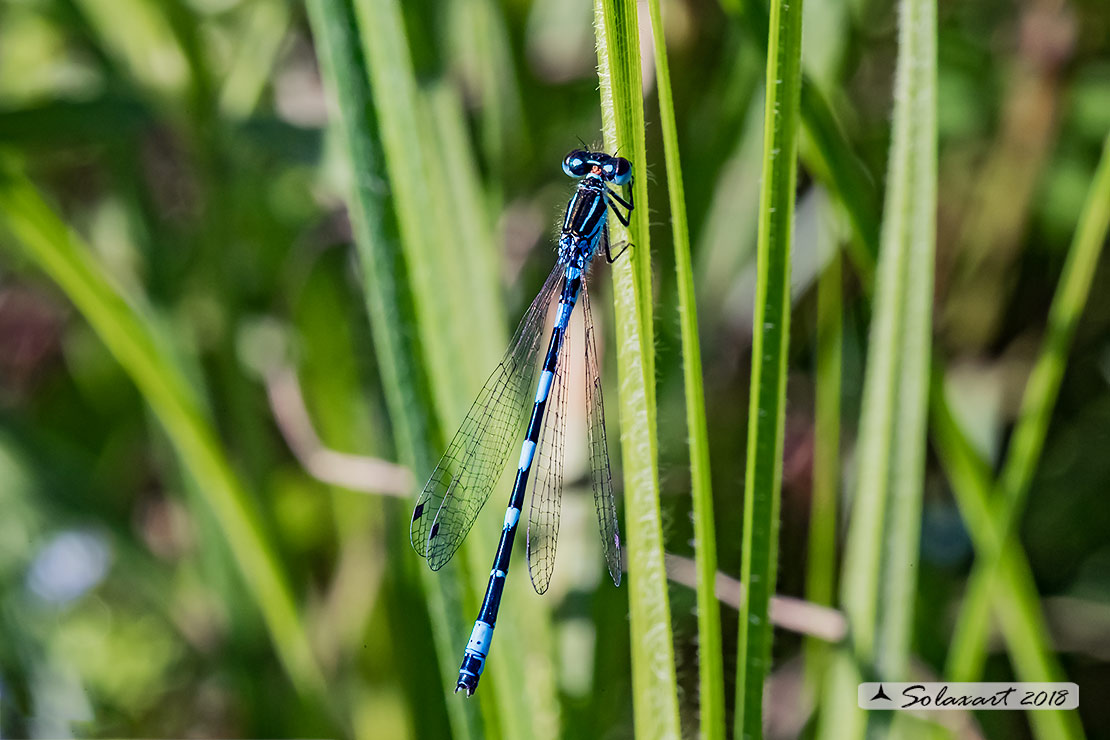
[932,132,1110,740]
[219,0,291,119]
[315,1,559,736]
[743,0,1084,731]
[929,375,1085,740]
[840,0,935,674]
[733,0,805,733]
[805,244,842,691]
[821,0,936,736]
[351,0,476,423]
[792,36,1092,740]
[305,3,483,737]
[732,0,1076,732]
[305,0,435,473]
[0,169,328,706]
[643,2,724,738]
[725,0,881,280]
[946,131,1110,685]
[594,2,680,737]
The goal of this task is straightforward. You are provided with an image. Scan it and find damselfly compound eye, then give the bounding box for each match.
[602,157,632,185]
[562,150,590,177]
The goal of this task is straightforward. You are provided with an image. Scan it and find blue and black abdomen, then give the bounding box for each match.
[413,148,631,698]
[562,188,607,239]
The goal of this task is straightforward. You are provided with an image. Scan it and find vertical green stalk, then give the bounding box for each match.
[840,0,934,674]
[0,172,329,708]
[305,0,433,477]
[726,0,882,278]
[351,0,471,423]
[594,2,680,738]
[805,246,841,690]
[946,131,1110,684]
[305,3,483,738]
[734,0,804,733]
[825,0,935,736]
[751,0,1083,734]
[724,0,1079,733]
[421,85,504,374]
[313,1,560,736]
[643,2,724,738]
[597,0,658,406]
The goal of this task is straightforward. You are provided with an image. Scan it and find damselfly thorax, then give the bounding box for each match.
[559,177,611,266]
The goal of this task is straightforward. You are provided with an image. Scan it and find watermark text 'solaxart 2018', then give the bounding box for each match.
[858,682,1078,710]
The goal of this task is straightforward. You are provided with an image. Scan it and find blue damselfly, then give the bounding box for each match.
[410,149,635,696]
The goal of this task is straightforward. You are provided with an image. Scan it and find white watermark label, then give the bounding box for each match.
[858,683,1078,710]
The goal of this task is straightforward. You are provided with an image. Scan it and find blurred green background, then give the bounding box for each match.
[0,0,1108,738]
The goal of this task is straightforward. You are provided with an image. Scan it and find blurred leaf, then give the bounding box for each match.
[445,0,527,175]
[1070,67,1110,141]
[806,242,842,694]
[0,167,330,707]
[70,0,190,100]
[929,373,1085,740]
[218,0,291,119]
[0,96,148,147]
[820,0,936,737]
[352,0,475,423]
[0,4,97,104]
[948,131,1110,679]
[305,3,480,738]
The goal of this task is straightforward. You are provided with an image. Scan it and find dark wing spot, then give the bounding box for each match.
[412,503,424,521]
[430,521,440,539]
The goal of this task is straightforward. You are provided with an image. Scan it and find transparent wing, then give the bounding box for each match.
[582,282,622,586]
[411,262,565,569]
[526,321,571,595]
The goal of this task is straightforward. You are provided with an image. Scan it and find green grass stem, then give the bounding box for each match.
[726,0,881,281]
[746,3,1084,735]
[821,0,936,737]
[594,2,680,737]
[644,2,725,737]
[839,0,934,673]
[314,2,560,736]
[351,0,474,424]
[219,0,291,119]
[805,245,842,692]
[728,0,1076,733]
[733,0,804,733]
[305,3,484,737]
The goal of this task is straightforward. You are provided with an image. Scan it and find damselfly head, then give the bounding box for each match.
[562,149,632,185]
